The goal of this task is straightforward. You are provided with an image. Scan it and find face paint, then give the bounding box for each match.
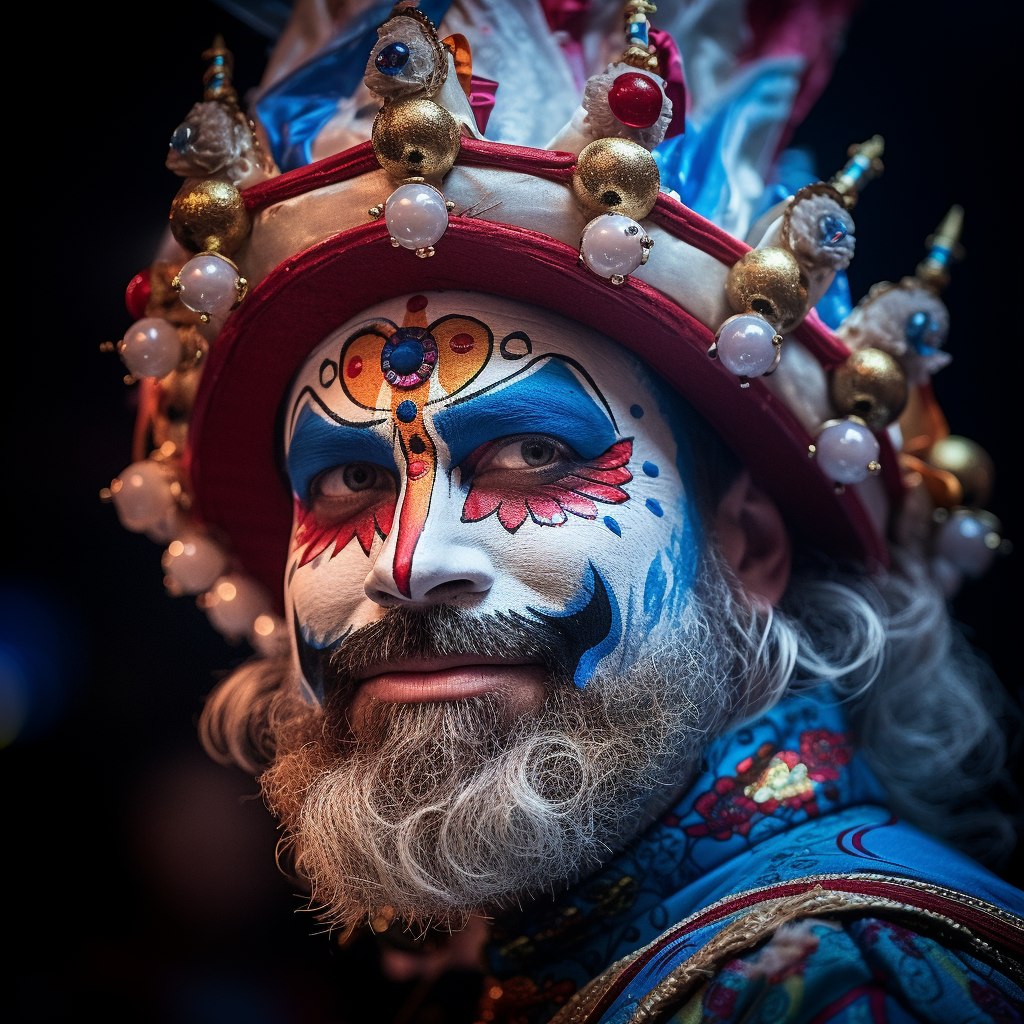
[282,292,702,698]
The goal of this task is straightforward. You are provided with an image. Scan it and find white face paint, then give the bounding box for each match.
[282,291,701,708]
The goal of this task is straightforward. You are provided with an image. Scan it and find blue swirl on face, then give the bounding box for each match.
[287,404,396,503]
[904,310,944,356]
[432,358,617,467]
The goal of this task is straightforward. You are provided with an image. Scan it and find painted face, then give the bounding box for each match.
[282,291,701,708]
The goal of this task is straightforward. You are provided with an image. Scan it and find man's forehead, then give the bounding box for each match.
[286,289,646,422]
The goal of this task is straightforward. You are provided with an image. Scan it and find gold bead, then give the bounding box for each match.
[571,138,661,221]
[929,435,995,508]
[829,347,908,431]
[724,247,808,331]
[371,99,461,180]
[169,178,251,255]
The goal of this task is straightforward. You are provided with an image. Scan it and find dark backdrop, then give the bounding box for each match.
[7,2,1017,1022]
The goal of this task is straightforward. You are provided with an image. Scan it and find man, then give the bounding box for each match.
[103,1,1022,1021]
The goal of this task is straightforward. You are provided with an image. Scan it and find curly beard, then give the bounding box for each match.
[255,568,750,938]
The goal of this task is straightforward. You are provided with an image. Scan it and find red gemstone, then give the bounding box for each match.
[406,294,428,312]
[607,72,663,129]
[346,357,363,378]
[125,271,151,319]
[407,459,428,480]
[449,332,475,353]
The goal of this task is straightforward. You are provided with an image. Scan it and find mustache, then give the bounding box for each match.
[295,605,576,707]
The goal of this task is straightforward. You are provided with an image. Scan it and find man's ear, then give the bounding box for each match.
[713,470,792,606]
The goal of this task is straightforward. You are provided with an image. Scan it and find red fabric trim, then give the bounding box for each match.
[648,192,749,264]
[188,219,886,612]
[243,141,379,212]
[457,136,578,180]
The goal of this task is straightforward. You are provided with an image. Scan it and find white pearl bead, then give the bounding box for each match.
[935,511,1000,577]
[813,418,880,484]
[177,254,241,318]
[205,574,271,640]
[163,534,228,595]
[384,183,449,251]
[715,314,779,377]
[111,461,175,532]
[580,214,650,281]
[120,318,181,379]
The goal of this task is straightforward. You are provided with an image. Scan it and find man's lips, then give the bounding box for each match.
[353,655,547,705]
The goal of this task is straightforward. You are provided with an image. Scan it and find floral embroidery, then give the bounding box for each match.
[291,495,395,566]
[462,438,633,533]
[685,777,760,839]
[799,729,853,781]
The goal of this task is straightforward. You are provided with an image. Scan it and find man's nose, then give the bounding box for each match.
[363,534,495,606]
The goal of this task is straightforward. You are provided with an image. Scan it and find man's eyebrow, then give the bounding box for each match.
[286,401,395,502]
[432,357,618,467]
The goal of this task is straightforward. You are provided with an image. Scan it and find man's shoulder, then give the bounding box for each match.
[549,812,1024,1024]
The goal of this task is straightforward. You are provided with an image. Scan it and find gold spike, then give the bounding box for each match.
[830,135,884,208]
[916,205,964,292]
[202,35,239,109]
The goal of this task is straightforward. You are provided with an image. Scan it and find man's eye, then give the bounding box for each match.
[481,436,566,472]
[520,439,557,467]
[315,463,383,496]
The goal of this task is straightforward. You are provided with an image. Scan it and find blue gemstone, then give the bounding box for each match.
[819,214,848,246]
[604,516,621,536]
[904,310,941,355]
[169,124,192,153]
[375,41,410,75]
[645,498,663,517]
[630,404,644,419]
[389,339,425,375]
[642,461,659,478]
[396,400,418,423]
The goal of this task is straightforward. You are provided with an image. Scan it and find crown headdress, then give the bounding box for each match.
[101,1,1007,650]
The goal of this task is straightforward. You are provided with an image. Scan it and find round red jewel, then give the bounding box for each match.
[607,73,663,129]
[125,271,151,319]
[406,295,428,312]
[346,357,363,378]
[449,332,475,353]
[408,459,428,479]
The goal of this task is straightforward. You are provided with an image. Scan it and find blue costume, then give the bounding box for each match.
[479,690,1024,1023]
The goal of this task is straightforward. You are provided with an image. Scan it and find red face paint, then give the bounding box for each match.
[291,488,396,567]
[461,438,633,532]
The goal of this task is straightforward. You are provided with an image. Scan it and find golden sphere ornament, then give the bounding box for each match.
[169,178,252,256]
[571,138,661,221]
[724,247,808,331]
[372,99,461,180]
[829,347,908,431]
[929,435,995,508]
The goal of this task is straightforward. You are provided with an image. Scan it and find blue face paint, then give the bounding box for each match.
[433,358,618,467]
[293,613,351,703]
[604,516,622,536]
[287,402,396,502]
[643,551,669,629]
[527,563,622,688]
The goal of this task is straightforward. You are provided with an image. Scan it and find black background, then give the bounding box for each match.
[7,2,1019,1021]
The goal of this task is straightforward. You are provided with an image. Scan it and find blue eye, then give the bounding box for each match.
[169,124,192,153]
[375,42,410,75]
[904,310,942,355]
[818,214,848,246]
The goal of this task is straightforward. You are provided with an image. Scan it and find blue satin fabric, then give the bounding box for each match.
[255,0,453,172]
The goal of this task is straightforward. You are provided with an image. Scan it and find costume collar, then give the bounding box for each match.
[484,686,889,1011]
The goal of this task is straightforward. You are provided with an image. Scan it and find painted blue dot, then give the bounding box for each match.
[630,404,644,419]
[645,498,663,517]
[603,516,621,536]
[642,461,659,478]
[388,338,425,374]
[396,400,417,423]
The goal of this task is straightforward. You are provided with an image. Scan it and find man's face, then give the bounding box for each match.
[283,291,701,714]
